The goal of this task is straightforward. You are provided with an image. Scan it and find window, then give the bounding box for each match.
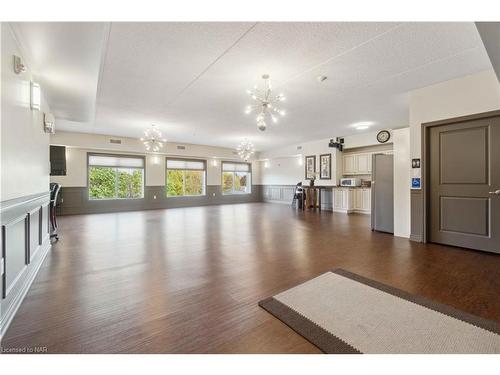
[88,154,144,200]
[222,162,251,195]
[166,159,206,197]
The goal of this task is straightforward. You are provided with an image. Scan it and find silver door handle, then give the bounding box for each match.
[488,190,500,195]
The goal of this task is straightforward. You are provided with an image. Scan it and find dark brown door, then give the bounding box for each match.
[429,114,500,254]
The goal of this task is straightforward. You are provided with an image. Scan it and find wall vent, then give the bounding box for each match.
[176,145,186,150]
[109,139,122,144]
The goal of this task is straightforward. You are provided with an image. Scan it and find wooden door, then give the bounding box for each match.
[429,114,500,253]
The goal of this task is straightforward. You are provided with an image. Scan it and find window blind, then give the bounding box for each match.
[222,162,250,172]
[166,159,205,170]
[89,155,144,168]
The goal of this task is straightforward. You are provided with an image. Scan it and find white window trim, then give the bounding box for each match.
[87,153,145,200]
[222,162,252,195]
[166,158,207,198]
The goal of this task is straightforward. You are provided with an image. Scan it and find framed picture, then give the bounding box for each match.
[319,153,331,180]
[305,155,316,180]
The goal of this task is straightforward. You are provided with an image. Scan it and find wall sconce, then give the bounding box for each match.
[152,156,160,165]
[44,113,55,133]
[298,156,304,166]
[30,81,41,111]
[264,161,270,168]
[211,159,218,167]
[13,55,27,74]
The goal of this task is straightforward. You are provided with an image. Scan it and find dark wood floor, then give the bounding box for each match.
[2,203,499,353]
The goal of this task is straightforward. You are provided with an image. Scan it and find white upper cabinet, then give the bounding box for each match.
[342,152,372,175]
[356,153,371,174]
[342,154,356,175]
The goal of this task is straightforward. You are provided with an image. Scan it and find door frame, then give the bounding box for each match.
[420,109,500,243]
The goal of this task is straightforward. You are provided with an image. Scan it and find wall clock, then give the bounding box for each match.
[376,130,391,143]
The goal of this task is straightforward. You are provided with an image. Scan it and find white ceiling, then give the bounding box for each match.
[10,22,109,122]
[11,22,492,150]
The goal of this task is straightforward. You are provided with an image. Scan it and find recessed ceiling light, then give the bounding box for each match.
[351,121,375,130]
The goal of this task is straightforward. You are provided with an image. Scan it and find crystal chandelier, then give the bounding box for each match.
[140,124,166,152]
[245,74,286,131]
[236,139,255,161]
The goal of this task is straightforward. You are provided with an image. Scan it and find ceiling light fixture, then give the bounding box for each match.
[236,139,255,161]
[244,74,286,131]
[140,124,166,152]
[351,121,375,130]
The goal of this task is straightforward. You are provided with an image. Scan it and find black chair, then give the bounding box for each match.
[291,182,305,209]
[49,183,61,241]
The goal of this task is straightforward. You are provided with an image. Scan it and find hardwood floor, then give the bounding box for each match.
[2,203,499,353]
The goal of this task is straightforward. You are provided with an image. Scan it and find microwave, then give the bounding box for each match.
[340,178,361,187]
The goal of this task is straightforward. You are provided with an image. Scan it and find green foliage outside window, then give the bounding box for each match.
[222,171,250,194]
[166,170,184,196]
[222,172,233,194]
[235,172,247,192]
[166,169,205,197]
[117,169,143,198]
[89,167,143,199]
[185,170,204,195]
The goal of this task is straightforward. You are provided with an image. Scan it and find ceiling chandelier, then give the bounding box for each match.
[140,124,166,152]
[236,139,255,161]
[244,74,286,131]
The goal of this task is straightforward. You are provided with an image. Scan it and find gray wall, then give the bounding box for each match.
[262,185,333,210]
[0,192,52,340]
[57,185,263,215]
[410,190,423,242]
[57,184,336,215]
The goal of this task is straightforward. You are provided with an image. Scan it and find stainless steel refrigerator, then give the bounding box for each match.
[371,153,394,233]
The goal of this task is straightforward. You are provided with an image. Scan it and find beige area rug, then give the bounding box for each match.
[259,269,500,354]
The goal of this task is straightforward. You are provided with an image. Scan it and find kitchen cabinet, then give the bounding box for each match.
[342,152,372,175]
[353,189,363,210]
[343,154,356,174]
[333,188,352,212]
[356,153,371,174]
[333,188,371,214]
[353,188,371,214]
